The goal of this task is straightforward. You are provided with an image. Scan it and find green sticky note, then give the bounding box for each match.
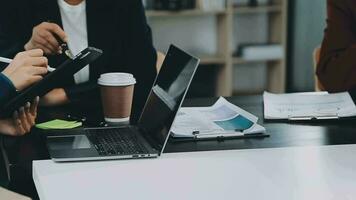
[36,119,82,130]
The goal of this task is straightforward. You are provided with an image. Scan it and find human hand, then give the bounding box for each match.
[24,22,67,55]
[0,97,39,136]
[1,49,48,91]
[40,88,69,107]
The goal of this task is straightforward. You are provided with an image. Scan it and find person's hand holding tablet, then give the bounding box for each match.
[0,49,48,136]
[2,49,48,91]
[0,97,39,136]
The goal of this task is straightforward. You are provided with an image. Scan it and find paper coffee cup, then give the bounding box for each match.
[98,73,136,125]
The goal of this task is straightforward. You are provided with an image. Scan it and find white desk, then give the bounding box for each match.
[33,145,356,200]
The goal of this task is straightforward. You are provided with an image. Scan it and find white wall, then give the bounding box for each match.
[289,0,326,92]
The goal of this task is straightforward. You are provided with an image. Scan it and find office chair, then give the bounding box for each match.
[313,47,325,91]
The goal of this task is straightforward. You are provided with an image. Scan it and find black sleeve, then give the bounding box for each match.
[0,1,27,58]
[0,73,17,111]
[64,82,101,106]
[121,0,157,124]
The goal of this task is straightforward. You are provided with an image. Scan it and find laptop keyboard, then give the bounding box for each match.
[86,128,149,156]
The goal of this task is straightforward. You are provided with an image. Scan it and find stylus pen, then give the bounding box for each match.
[53,34,74,59]
[0,56,55,72]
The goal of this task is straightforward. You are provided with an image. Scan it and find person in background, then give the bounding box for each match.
[0,49,48,136]
[0,0,157,123]
[317,0,356,94]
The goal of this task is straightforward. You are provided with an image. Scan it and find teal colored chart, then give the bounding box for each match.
[214,115,254,131]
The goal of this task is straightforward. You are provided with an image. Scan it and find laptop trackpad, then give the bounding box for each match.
[48,135,92,151]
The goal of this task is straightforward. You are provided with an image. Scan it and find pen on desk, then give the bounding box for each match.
[191,129,244,135]
[0,56,56,72]
[195,132,245,139]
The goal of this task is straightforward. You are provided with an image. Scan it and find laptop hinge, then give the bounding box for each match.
[137,127,162,151]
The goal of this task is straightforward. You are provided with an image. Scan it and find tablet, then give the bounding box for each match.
[0,47,103,118]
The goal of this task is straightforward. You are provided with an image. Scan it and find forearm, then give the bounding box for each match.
[317,46,356,92]
[0,1,26,58]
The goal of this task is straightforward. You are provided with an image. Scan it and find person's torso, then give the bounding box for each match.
[18,0,129,86]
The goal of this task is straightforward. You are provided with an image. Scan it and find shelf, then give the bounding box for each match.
[146,5,282,17]
[233,5,282,14]
[146,9,228,17]
[145,0,288,96]
[233,90,265,95]
[200,56,226,65]
[233,57,283,64]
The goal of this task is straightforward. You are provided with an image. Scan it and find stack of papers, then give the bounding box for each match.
[36,119,82,130]
[171,97,266,139]
[263,92,356,120]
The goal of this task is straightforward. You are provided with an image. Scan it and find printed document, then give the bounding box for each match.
[171,97,266,138]
[263,92,356,120]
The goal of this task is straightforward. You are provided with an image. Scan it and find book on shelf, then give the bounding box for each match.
[144,0,196,11]
[232,0,250,6]
[257,0,271,6]
[235,43,284,61]
[232,0,271,7]
[196,0,226,11]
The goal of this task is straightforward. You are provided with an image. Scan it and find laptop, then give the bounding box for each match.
[46,45,200,162]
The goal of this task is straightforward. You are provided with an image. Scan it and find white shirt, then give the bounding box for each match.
[57,0,89,84]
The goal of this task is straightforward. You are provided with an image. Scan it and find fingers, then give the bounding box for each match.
[8,100,38,136]
[46,23,67,42]
[23,67,47,83]
[19,107,34,134]
[25,57,48,67]
[19,107,31,133]
[35,59,49,69]
[27,75,44,86]
[15,50,48,67]
[38,30,61,53]
[30,96,40,117]
[13,111,26,136]
[25,102,36,127]
[25,49,44,57]
[28,22,67,55]
[35,45,53,56]
[32,34,58,55]
[33,66,48,75]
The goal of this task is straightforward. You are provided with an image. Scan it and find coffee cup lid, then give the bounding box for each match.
[98,73,136,86]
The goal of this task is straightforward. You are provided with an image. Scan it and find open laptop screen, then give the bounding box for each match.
[138,45,199,152]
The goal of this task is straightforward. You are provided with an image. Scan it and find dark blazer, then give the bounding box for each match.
[0,0,157,123]
[0,73,16,108]
[317,0,356,94]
